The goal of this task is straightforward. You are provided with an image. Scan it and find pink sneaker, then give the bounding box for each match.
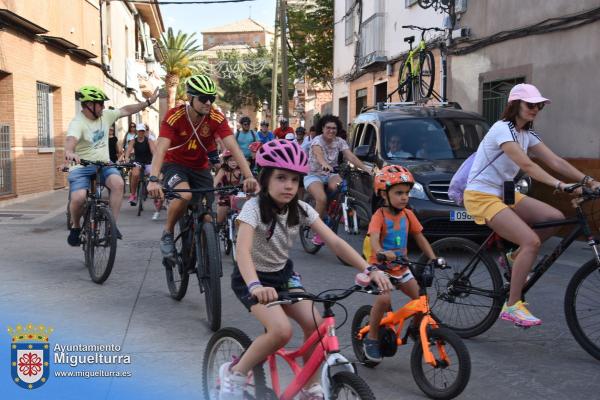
[128,194,137,206]
[312,233,324,246]
[300,383,325,400]
[500,301,542,327]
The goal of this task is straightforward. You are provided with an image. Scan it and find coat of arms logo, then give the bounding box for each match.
[8,323,53,389]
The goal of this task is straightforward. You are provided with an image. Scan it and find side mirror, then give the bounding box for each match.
[354,145,374,162]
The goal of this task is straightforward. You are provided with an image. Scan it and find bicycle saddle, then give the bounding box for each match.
[404,36,415,44]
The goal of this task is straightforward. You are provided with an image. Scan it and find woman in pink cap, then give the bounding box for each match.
[463,83,600,327]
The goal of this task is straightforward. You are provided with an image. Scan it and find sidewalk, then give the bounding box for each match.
[0,188,69,225]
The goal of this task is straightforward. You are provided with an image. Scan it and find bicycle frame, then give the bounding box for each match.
[455,203,600,301]
[267,314,355,400]
[355,295,446,367]
[405,39,428,78]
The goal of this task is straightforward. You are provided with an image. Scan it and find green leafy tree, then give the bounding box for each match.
[287,0,334,87]
[158,28,201,108]
[216,46,273,113]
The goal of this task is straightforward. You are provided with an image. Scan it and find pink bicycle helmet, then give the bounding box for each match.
[256,139,309,175]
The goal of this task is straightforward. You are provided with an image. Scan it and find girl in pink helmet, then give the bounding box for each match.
[219,139,393,400]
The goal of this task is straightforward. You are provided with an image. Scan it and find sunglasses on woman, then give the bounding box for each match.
[524,101,545,111]
[195,94,216,104]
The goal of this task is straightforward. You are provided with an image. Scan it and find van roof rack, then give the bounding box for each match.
[370,101,462,111]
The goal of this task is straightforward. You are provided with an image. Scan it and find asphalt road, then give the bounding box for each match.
[1,189,599,399]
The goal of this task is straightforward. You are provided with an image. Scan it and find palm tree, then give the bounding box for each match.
[158,28,201,108]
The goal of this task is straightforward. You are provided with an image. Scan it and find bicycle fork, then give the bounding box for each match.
[342,196,358,234]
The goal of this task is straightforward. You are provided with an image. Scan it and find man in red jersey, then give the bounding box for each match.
[147,74,258,259]
[273,117,294,139]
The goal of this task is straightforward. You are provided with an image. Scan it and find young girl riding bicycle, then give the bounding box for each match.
[220,139,393,400]
[214,150,242,226]
[362,165,438,362]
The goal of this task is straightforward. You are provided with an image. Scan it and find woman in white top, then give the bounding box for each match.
[464,83,600,327]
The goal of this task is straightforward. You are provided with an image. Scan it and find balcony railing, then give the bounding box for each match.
[359,13,386,69]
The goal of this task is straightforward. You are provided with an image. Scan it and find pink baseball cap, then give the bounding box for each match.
[507,83,551,104]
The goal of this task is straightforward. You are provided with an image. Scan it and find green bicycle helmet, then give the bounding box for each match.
[186,74,217,96]
[76,85,109,102]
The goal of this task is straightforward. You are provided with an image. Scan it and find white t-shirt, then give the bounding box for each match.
[466,120,541,196]
[236,197,319,272]
[67,109,122,163]
[308,135,349,177]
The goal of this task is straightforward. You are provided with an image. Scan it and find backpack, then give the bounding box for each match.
[448,151,502,206]
[361,209,387,261]
[235,130,257,142]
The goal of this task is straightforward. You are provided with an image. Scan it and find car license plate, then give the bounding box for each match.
[450,210,473,222]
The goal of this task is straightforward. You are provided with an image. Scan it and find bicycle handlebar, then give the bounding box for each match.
[62,159,136,172]
[163,184,244,200]
[266,283,378,308]
[401,25,444,32]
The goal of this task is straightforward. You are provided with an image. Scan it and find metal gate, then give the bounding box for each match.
[0,124,12,195]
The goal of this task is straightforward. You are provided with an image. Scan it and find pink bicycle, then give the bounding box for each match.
[202,281,377,399]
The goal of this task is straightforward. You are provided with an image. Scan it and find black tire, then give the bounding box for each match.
[397,59,413,102]
[418,0,435,9]
[300,223,323,254]
[418,50,436,99]
[202,327,267,400]
[165,217,191,300]
[421,237,504,338]
[346,201,370,234]
[196,222,222,331]
[229,214,238,266]
[85,206,117,284]
[330,371,376,400]
[564,258,600,360]
[136,180,144,216]
[411,326,471,400]
[351,305,380,368]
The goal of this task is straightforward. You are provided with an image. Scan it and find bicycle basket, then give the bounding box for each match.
[379,326,398,357]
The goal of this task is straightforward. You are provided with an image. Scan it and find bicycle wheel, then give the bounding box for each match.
[196,222,222,331]
[418,50,436,99]
[410,326,471,400]
[351,305,380,368]
[229,215,238,266]
[346,201,370,234]
[165,217,191,300]
[136,180,144,216]
[202,327,268,400]
[397,59,413,102]
[564,258,600,360]
[85,206,117,284]
[422,237,504,338]
[330,371,376,400]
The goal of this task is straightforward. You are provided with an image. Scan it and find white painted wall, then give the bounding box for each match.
[333,0,443,115]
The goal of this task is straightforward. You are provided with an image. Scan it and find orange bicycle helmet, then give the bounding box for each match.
[373,165,414,194]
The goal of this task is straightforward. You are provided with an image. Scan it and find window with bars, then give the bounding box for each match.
[482,77,525,125]
[36,82,54,148]
[356,88,367,114]
[345,0,355,45]
[0,124,12,195]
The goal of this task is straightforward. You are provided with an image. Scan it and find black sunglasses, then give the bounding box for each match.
[196,94,216,104]
[524,101,545,111]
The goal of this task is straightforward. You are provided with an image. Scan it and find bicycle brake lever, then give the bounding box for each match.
[266,299,295,308]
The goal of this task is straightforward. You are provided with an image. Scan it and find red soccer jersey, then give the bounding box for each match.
[160,105,232,170]
[273,126,294,139]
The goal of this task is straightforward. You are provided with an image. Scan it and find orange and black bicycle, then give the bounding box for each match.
[351,256,471,400]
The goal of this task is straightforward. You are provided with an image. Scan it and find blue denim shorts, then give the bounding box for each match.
[303,173,340,189]
[68,165,121,192]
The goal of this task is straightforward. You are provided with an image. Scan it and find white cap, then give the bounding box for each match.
[284,132,296,141]
[136,123,146,131]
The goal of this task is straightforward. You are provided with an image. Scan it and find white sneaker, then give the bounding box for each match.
[218,362,246,400]
[152,211,160,221]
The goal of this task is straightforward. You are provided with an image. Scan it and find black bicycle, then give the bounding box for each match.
[66,160,134,284]
[162,185,241,332]
[300,165,370,264]
[422,184,600,360]
[133,163,149,217]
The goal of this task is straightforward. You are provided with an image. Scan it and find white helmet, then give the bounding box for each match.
[136,123,146,131]
[284,132,296,141]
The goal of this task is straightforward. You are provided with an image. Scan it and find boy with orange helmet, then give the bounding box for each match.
[363,165,440,362]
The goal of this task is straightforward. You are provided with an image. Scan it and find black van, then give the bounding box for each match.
[346,103,491,239]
